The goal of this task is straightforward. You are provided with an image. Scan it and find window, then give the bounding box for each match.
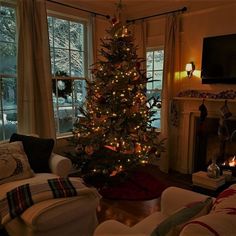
[146,49,164,130]
[0,3,17,141]
[47,15,88,136]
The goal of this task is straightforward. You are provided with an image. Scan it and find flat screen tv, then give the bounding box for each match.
[201,33,236,84]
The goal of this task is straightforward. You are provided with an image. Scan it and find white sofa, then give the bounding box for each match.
[1,151,100,236]
[94,184,236,236]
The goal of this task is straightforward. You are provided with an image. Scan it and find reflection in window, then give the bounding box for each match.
[0,4,17,140]
[146,49,164,130]
[48,15,87,135]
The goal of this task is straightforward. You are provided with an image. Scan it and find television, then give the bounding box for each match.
[201,33,236,84]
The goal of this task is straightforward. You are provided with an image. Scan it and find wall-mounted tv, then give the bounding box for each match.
[201,33,236,84]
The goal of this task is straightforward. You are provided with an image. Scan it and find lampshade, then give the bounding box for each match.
[185,63,193,72]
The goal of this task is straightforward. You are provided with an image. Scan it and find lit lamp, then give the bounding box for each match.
[185,62,195,78]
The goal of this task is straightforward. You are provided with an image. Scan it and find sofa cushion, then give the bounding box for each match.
[151,197,213,236]
[0,141,34,185]
[10,133,54,173]
[180,213,236,236]
[211,183,236,214]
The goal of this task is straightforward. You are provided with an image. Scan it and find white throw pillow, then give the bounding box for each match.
[0,141,34,184]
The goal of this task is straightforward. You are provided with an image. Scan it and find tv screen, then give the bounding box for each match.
[201,33,236,84]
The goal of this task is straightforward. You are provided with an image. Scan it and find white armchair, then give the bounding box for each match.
[0,142,100,236]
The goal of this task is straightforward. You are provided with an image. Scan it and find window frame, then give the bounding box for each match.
[47,11,89,138]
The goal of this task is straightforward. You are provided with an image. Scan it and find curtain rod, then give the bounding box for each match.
[126,6,187,23]
[47,0,110,19]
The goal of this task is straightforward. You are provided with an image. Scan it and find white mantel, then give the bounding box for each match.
[172,97,236,174]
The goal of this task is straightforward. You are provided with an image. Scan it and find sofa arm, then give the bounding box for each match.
[161,187,212,217]
[49,153,72,177]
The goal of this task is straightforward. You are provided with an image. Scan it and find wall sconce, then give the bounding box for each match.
[185,62,195,78]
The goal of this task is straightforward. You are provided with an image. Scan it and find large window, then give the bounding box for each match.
[146,49,164,130]
[0,3,17,141]
[48,15,88,136]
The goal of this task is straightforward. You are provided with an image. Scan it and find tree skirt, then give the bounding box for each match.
[99,170,171,201]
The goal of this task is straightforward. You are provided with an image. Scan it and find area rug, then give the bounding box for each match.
[99,170,171,201]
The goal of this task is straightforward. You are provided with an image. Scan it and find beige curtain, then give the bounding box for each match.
[131,20,147,60]
[88,14,97,78]
[160,13,181,172]
[17,0,55,139]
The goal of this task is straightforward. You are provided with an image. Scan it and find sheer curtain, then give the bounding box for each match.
[160,13,181,172]
[17,0,55,139]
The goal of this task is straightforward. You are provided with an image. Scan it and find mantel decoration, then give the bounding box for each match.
[177,89,236,100]
[67,1,166,181]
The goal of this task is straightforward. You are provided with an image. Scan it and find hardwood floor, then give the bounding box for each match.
[97,198,161,227]
[96,165,192,226]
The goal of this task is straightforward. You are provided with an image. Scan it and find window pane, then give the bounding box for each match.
[71,50,84,77]
[70,22,84,50]
[74,80,86,105]
[2,77,17,109]
[54,49,69,75]
[53,18,69,49]
[52,79,72,105]
[146,51,153,70]
[0,6,16,42]
[153,71,163,90]
[58,107,73,133]
[154,50,164,70]
[0,42,17,74]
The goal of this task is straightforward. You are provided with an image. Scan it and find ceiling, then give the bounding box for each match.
[52,0,235,20]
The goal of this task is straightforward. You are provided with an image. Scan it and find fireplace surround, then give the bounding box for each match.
[172,96,236,174]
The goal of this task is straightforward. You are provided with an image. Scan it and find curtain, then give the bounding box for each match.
[160,13,181,173]
[17,0,55,139]
[88,13,98,82]
[131,20,147,61]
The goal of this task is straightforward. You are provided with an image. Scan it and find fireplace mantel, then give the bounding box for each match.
[172,97,236,174]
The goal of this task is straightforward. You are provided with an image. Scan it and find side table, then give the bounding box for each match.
[192,171,226,197]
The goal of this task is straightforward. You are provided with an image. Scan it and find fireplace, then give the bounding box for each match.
[172,97,236,174]
[193,117,236,174]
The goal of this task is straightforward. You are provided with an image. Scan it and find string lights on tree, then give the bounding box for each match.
[70,1,165,175]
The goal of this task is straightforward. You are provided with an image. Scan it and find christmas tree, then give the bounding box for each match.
[71,13,165,175]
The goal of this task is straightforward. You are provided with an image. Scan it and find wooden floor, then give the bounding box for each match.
[97,164,192,226]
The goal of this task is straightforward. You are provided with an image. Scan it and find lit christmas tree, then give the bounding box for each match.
[71,12,165,176]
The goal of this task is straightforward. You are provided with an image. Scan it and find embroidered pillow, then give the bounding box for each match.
[10,133,54,173]
[151,197,213,236]
[0,141,34,184]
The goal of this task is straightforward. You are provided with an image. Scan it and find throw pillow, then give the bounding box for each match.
[151,197,213,236]
[181,213,236,236]
[0,141,34,184]
[10,133,54,173]
[211,183,236,214]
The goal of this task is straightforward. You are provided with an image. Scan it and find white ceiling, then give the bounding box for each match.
[52,0,235,20]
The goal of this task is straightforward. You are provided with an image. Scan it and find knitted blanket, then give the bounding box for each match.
[0,177,99,225]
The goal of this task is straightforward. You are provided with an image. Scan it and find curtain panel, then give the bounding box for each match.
[160,13,181,172]
[17,0,55,139]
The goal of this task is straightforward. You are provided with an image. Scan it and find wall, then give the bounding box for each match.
[53,2,236,170]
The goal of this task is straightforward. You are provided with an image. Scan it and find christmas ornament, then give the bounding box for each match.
[85,145,94,155]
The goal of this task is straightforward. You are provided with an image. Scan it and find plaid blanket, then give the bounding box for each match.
[0,177,99,225]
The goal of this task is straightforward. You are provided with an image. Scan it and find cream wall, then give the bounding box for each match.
[148,3,236,95]
[95,3,236,95]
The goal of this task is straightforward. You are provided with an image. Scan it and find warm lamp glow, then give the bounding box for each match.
[185,62,195,78]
